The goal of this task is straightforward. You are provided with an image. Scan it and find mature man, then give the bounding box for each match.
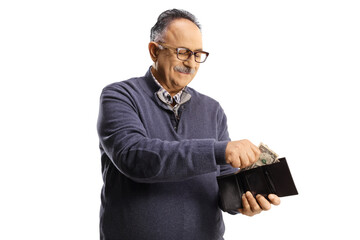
[97,9,280,240]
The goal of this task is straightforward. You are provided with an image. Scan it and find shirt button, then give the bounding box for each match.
[174,126,177,130]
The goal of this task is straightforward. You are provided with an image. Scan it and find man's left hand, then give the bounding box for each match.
[238,191,281,217]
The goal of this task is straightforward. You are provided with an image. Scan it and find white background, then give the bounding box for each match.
[1,0,359,239]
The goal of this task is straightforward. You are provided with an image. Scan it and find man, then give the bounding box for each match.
[97,9,280,240]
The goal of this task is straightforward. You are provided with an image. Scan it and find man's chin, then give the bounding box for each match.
[175,77,194,87]
[176,71,196,80]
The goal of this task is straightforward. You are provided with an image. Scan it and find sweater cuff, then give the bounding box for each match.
[214,141,229,165]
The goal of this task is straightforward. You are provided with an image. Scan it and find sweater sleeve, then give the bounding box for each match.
[216,105,239,177]
[216,106,240,214]
[97,86,225,183]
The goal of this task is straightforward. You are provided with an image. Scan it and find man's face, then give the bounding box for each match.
[151,18,203,96]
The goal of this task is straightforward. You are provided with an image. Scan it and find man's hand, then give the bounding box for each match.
[238,191,281,217]
[225,140,260,169]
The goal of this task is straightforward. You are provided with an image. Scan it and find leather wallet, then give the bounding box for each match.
[217,157,298,211]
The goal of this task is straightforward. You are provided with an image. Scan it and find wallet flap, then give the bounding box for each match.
[264,158,298,197]
[217,174,242,211]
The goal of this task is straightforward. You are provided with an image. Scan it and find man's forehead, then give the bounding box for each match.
[163,18,203,49]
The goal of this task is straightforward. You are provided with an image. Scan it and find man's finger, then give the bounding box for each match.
[268,194,281,205]
[246,150,256,164]
[239,152,249,168]
[238,193,250,215]
[256,194,271,211]
[242,193,250,209]
[246,191,261,213]
[233,156,241,168]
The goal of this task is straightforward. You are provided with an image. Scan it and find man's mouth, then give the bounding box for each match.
[174,66,195,74]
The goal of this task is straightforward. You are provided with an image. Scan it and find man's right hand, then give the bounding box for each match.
[225,140,260,169]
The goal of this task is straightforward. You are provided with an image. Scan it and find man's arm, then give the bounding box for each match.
[216,106,239,176]
[97,86,228,183]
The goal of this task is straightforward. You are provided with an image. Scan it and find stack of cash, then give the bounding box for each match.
[241,142,279,171]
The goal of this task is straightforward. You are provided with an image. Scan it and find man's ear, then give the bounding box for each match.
[148,42,160,62]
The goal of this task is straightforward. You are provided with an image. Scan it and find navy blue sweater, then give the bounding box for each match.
[97,68,237,240]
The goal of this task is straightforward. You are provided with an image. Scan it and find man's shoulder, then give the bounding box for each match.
[100,74,153,100]
[101,68,156,97]
[102,76,143,92]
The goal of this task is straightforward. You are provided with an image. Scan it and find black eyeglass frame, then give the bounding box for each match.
[157,43,209,63]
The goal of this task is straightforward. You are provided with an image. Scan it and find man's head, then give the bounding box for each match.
[150,9,201,42]
[149,9,207,96]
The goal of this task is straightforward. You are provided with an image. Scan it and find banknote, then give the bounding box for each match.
[241,142,279,171]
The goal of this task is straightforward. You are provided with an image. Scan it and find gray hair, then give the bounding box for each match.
[150,9,201,42]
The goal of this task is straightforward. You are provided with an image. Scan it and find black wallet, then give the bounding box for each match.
[217,157,298,211]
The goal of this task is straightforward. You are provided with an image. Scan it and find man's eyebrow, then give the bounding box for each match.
[181,46,203,51]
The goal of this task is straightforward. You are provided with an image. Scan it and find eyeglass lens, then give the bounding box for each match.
[177,48,207,63]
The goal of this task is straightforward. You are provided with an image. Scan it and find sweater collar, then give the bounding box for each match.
[139,67,161,97]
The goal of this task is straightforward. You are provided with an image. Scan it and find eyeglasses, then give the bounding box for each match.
[157,43,209,63]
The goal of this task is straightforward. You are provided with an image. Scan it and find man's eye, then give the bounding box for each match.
[178,49,190,55]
